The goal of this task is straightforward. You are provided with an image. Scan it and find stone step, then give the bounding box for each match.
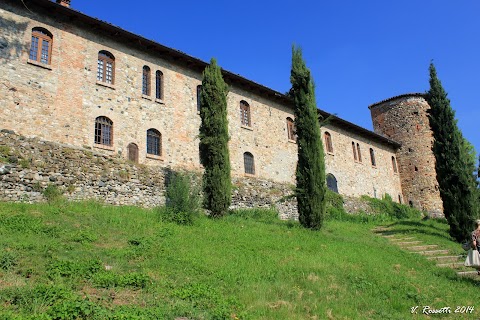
[436,262,465,268]
[414,249,450,256]
[457,271,480,277]
[397,241,422,246]
[380,233,399,238]
[390,237,416,242]
[406,245,438,251]
[427,255,464,262]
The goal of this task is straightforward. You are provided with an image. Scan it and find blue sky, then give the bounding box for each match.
[73,0,479,159]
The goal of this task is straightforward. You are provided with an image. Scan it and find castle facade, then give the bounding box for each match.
[0,0,443,216]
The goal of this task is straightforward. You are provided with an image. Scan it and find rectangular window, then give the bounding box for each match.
[41,40,49,64]
[97,60,104,81]
[29,36,39,61]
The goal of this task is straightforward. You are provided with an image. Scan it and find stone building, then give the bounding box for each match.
[0,0,443,215]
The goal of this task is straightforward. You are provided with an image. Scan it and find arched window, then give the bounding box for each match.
[243,152,255,175]
[240,101,251,127]
[127,143,139,163]
[357,143,362,162]
[147,129,162,156]
[94,116,113,146]
[352,142,357,161]
[369,148,376,166]
[392,156,398,173]
[29,27,53,65]
[326,173,338,193]
[286,117,295,141]
[142,66,151,95]
[324,132,333,153]
[196,85,202,112]
[97,51,115,84]
[156,70,163,100]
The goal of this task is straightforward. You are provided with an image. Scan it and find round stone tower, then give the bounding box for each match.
[369,93,443,217]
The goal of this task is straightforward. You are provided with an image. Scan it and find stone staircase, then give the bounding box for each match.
[372,226,479,278]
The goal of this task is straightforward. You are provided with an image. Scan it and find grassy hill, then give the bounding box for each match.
[0,200,478,319]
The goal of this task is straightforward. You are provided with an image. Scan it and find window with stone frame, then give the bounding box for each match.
[147,129,162,156]
[156,70,163,100]
[369,148,376,166]
[142,66,151,96]
[392,156,398,173]
[240,101,251,127]
[286,117,296,141]
[97,51,115,84]
[29,27,53,65]
[357,143,362,162]
[196,85,202,112]
[243,152,255,175]
[324,132,333,153]
[352,142,357,161]
[94,116,113,146]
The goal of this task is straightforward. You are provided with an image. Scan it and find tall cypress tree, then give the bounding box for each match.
[199,58,231,217]
[290,46,326,230]
[426,62,478,241]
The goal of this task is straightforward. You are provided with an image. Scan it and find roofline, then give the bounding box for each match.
[368,93,426,109]
[19,0,400,149]
[317,110,401,149]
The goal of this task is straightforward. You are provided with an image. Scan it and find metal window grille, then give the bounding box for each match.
[142,66,150,95]
[97,51,114,84]
[244,152,255,175]
[94,116,113,146]
[156,71,163,99]
[97,60,104,81]
[240,101,250,126]
[147,129,161,156]
[370,148,376,166]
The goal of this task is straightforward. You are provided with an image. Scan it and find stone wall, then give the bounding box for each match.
[0,1,297,184]
[0,130,298,218]
[370,95,443,216]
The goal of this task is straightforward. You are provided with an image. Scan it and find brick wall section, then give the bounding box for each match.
[1,1,403,205]
[370,95,443,216]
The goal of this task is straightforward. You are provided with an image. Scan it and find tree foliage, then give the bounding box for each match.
[426,62,479,241]
[290,46,326,230]
[198,58,231,217]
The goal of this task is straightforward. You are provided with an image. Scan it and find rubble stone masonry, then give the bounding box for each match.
[0,0,421,212]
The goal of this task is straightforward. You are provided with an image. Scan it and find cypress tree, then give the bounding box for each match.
[290,46,326,230]
[426,62,478,241]
[198,58,231,217]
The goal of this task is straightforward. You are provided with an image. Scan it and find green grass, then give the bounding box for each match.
[0,201,478,319]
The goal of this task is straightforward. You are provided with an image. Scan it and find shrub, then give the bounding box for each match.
[160,172,201,225]
[362,194,422,220]
[42,184,63,203]
[325,190,344,210]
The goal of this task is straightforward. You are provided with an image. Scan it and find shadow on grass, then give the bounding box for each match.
[381,220,453,242]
